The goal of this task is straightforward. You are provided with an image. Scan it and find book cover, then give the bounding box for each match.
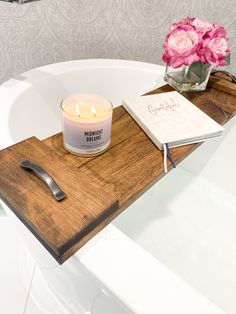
[122,91,224,150]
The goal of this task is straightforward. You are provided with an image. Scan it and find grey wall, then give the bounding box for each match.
[0,0,235,83]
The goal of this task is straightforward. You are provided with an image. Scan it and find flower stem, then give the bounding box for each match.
[183,65,189,82]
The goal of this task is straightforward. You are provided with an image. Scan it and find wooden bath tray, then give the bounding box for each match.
[0,75,236,264]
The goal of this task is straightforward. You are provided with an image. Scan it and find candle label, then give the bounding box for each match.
[85,129,103,142]
[63,116,112,152]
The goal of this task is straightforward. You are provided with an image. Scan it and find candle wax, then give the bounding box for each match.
[62,101,112,156]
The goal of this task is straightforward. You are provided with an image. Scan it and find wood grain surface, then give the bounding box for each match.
[1,79,236,264]
[0,137,118,263]
[208,72,236,96]
[44,80,236,209]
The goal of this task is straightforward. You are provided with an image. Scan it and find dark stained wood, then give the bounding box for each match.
[1,78,236,264]
[0,137,119,263]
[208,73,236,97]
[44,79,236,211]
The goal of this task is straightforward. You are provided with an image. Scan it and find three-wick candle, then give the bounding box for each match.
[61,94,113,156]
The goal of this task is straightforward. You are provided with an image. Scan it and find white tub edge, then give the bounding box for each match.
[75,224,225,314]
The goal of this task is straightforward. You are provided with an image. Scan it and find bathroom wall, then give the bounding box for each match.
[0,0,235,83]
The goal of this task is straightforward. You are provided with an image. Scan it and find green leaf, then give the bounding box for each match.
[226,54,230,66]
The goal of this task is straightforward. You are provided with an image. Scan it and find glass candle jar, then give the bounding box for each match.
[61,94,113,156]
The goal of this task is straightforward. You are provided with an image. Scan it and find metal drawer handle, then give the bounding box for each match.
[20,160,66,201]
[211,70,236,84]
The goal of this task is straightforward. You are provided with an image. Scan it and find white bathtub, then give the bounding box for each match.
[0,59,235,314]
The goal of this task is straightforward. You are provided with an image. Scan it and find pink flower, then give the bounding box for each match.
[199,24,230,66]
[192,18,213,35]
[162,17,230,68]
[202,37,230,66]
[170,17,194,31]
[163,25,200,68]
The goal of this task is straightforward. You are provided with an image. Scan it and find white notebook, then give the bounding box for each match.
[122,91,224,150]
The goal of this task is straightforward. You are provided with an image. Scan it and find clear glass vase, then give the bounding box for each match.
[164,61,212,93]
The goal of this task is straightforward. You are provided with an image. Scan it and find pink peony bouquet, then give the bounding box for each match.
[162,17,230,68]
